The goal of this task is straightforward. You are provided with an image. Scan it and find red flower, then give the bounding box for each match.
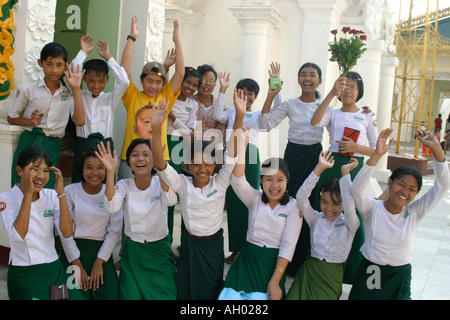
[360,35,367,41]
[331,29,338,35]
[342,27,351,33]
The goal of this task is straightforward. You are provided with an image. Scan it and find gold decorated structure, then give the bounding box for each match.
[0,0,17,101]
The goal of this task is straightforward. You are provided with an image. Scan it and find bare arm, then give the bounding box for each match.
[170,19,185,95]
[311,76,345,126]
[121,15,139,81]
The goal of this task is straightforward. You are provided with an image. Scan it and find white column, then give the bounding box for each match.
[373,55,399,181]
[228,3,284,86]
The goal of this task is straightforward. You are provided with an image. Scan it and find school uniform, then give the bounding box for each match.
[0,186,83,300]
[9,80,73,188]
[166,97,198,238]
[157,157,236,300]
[104,176,177,300]
[70,51,130,183]
[313,107,378,284]
[349,159,450,300]
[260,97,324,275]
[221,174,302,298]
[286,172,359,300]
[59,183,122,300]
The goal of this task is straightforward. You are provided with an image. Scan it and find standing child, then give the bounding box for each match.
[70,36,130,183]
[59,147,122,300]
[214,63,283,263]
[349,128,450,300]
[286,151,360,300]
[152,91,246,300]
[310,71,378,284]
[119,15,184,179]
[220,133,303,300]
[98,139,177,300]
[8,42,85,188]
[0,147,83,300]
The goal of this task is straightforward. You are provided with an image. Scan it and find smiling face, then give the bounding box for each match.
[189,152,215,188]
[181,75,199,98]
[198,71,217,97]
[298,66,322,96]
[84,71,109,98]
[341,78,359,105]
[18,158,50,193]
[141,74,164,97]
[82,156,106,188]
[133,108,153,141]
[319,191,343,221]
[129,143,154,176]
[386,174,419,212]
[261,169,288,205]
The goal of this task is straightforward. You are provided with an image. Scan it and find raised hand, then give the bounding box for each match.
[233,88,247,116]
[173,19,180,43]
[163,48,176,71]
[341,157,359,176]
[332,76,347,97]
[80,35,95,54]
[151,99,170,128]
[95,141,118,173]
[318,150,335,170]
[130,14,139,39]
[374,128,394,156]
[65,62,85,90]
[219,71,231,93]
[97,40,112,61]
[268,62,281,78]
[416,129,445,162]
[50,166,65,195]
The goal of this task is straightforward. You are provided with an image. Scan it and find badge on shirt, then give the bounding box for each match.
[207,189,218,198]
[335,222,345,228]
[403,210,410,219]
[43,210,54,217]
[99,201,105,209]
[151,195,160,203]
[61,94,69,101]
[0,202,6,212]
[353,116,364,122]
[185,107,192,112]
[278,213,287,218]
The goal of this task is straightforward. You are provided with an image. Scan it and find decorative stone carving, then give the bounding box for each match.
[146,6,165,63]
[27,3,55,41]
[148,7,165,36]
[25,46,44,81]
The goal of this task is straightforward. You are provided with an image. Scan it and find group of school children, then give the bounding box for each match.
[1,15,449,301]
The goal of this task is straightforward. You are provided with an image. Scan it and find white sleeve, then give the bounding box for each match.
[104,180,127,214]
[278,201,303,262]
[350,164,376,220]
[259,101,289,131]
[339,174,360,233]
[213,93,229,124]
[8,84,30,119]
[107,57,131,112]
[365,114,379,149]
[156,163,183,194]
[295,171,320,226]
[230,174,259,208]
[98,207,123,262]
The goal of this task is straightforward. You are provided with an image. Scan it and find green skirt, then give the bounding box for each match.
[11,128,60,188]
[71,133,114,183]
[223,242,285,298]
[314,152,365,285]
[119,235,176,300]
[176,229,224,300]
[349,257,412,300]
[7,259,84,300]
[59,238,120,300]
[286,257,343,300]
[226,144,260,252]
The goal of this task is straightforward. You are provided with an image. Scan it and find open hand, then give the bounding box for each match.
[233,89,247,115]
[151,99,170,128]
[375,128,394,156]
[80,35,95,54]
[96,141,118,173]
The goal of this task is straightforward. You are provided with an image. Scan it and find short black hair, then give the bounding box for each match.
[197,64,217,87]
[83,59,109,77]
[318,178,342,204]
[189,140,216,163]
[339,71,364,102]
[126,138,156,176]
[40,42,68,62]
[17,147,52,169]
[76,147,106,183]
[236,78,260,97]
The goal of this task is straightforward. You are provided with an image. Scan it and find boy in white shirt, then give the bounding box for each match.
[70,36,130,182]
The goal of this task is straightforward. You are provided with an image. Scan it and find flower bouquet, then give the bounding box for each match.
[329,27,367,77]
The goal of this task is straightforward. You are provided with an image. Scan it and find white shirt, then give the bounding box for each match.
[157,159,236,237]
[167,97,198,136]
[70,50,130,138]
[0,186,61,266]
[296,172,360,263]
[260,98,324,145]
[104,176,177,243]
[8,80,73,138]
[314,108,378,157]
[60,183,123,263]
[230,174,302,261]
[351,160,450,266]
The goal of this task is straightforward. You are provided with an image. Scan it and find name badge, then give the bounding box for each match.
[207,190,218,198]
[43,210,54,217]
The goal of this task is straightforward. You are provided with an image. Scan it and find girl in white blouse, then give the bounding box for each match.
[286,151,360,300]
[97,139,178,300]
[220,129,303,300]
[0,147,83,300]
[60,147,122,300]
[349,128,450,300]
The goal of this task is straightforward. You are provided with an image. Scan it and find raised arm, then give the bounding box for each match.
[151,100,169,172]
[65,62,86,126]
[311,76,345,126]
[95,141,118,201]
[170,19,185,95]
[213,71,231,124]
[121,15,139,81]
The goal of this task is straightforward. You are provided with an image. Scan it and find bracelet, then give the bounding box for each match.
[57,192,66,199]
[127,35,136,42]
[274,266,284,275]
